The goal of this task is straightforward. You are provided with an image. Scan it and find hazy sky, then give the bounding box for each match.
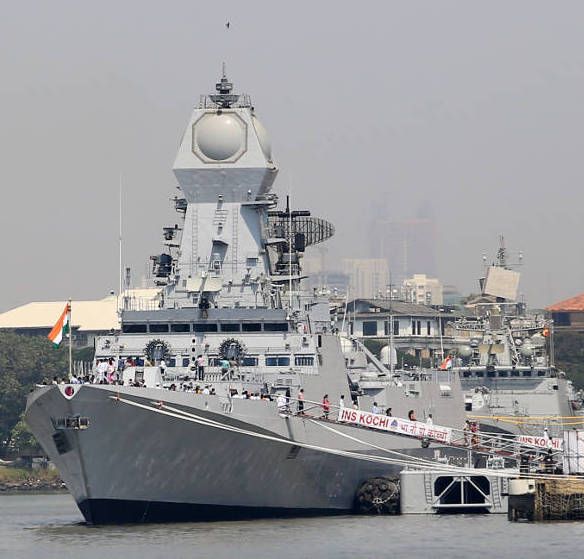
[1,0,583,311]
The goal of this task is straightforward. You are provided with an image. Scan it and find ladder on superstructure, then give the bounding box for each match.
[231,206,239,274]
[191,197,199,276]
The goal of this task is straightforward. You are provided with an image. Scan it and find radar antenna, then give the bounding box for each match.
[209,63,239,108]
[496,235,507,268]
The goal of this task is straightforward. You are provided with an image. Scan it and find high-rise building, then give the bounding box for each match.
[301,255,349,295]
[341,258,389,299]
[369,202,437,284]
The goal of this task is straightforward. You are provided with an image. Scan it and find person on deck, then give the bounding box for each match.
[470,421,479,447]
[322,394,331,419]
[298,388,305,414]
[408,409,417,421]
[106,359,116,384]
[196,355,205,381]
[96,360,108,382]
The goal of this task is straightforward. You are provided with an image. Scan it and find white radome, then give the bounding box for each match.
[458,345,472,357]
[252,115,272,160]
[380,345,397,366]
[195,113,244,161]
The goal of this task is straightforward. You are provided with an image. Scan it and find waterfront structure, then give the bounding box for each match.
[547,293,584,332]
[340,298,457,363]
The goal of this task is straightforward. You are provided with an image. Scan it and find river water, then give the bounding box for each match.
[1,493,584,559]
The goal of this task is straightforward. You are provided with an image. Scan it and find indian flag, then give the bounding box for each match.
[439,356,453,370]
[48,303,71,347]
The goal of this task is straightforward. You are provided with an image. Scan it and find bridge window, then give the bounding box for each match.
[522,370,533,377]
[242,323,262,332]
[295,355,314,366]
[170,324,190,333]
[498,370,508,377]
[264,323,289,332]
[193,323,218,332]
[266,356,290,367]
[220,323,241,332]
[241,356,258,366]
[122,324,147,333]
[149,324,169,333]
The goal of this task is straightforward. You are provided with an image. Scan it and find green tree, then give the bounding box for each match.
[9,414,41,455]
[0,331,92,455]
[554,331,584,390]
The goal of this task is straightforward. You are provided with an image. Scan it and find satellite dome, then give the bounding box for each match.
[520,342,534,357]
[380,345,397,366]
[458,345,472,358]
[194,113,245,161]
[252,115,272,160]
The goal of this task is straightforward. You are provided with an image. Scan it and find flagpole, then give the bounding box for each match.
[68,299,72,381]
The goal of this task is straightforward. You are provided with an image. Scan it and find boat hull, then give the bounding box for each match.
[25,384,455,524]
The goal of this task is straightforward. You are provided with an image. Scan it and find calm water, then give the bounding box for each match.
[2,493,584,559]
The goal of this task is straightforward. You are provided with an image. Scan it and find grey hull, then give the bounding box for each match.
[25,384,453,523]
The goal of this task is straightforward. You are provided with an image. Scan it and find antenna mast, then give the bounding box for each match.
[119,174,123,297]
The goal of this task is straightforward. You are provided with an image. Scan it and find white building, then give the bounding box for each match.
[339,298,459,364]
[403,274,443,306]
[0,289,161,347]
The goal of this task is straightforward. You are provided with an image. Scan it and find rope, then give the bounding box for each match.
[110,395,584,481]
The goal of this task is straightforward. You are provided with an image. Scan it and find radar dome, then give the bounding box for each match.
[458,345,472,358]
[520,342,534,357]
[194,113,245,161]
[380,345,397,367]
[252,115,272,160]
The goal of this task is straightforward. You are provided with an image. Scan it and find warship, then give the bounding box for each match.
[449,244,582,437]
[25,71,467,524]
[350,239,581,438]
